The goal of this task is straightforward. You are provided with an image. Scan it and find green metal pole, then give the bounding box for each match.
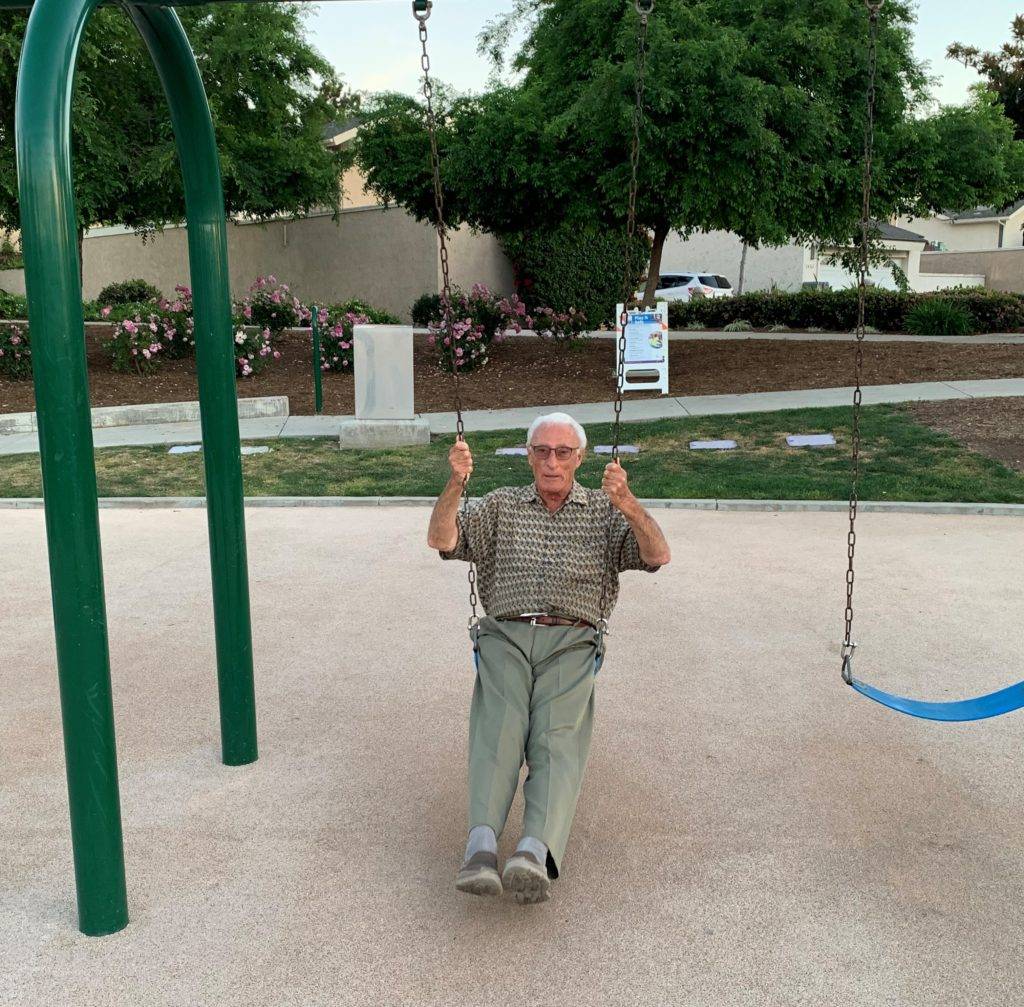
[311,305,324,415]
[127,3,258,767]
[15,0,127,937]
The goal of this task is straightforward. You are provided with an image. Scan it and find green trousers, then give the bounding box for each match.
[468,616,600,879]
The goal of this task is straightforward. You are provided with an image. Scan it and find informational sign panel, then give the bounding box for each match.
[615,301,669,395]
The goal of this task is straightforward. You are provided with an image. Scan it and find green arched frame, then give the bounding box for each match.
[4,0,263,936]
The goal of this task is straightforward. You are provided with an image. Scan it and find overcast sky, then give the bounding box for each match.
[306,0,1016,107]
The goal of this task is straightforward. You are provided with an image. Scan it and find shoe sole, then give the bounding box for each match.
[456,866,502,898]
[502,861,551,905]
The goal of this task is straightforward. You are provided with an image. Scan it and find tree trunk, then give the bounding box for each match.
[642,221,670,307]
[737,240,749,295]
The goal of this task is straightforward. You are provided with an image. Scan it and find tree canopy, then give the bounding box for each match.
[357,0,1024,305]
[949,15,1024,141]
[0,2,356,241]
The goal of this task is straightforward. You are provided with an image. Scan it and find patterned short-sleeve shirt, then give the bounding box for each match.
[439,481,660,625]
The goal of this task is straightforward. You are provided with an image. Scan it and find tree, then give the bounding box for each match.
[949,16,1024,140]
[358,0,1024,308]
[0,3,356,280]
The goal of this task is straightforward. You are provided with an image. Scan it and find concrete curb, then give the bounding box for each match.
[1,496,1022,516]
[0,395,289,435]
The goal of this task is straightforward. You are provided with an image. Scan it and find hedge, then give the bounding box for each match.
[502,221,649,329]
[667,287,1024,334]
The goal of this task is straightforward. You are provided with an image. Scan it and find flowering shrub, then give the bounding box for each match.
[233,325,280,378]
[533,305,589,342]
[156,285,197,360]
[106,314,167,375]
[426,284,531,372]
[103,285,198,374]
[238,275,309,334]
[0,323,31,380]
[314,306,370,372]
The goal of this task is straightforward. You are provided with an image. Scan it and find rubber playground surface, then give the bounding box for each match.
[2,505,1023,1006]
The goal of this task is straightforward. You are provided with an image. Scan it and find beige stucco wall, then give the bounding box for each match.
[0,268,26,296]
[901,215,1002,251]
[920,249,1024,293]
[661,230,805,292]
[445,224,515,296]
[83,206,437,321]
[82,205,515,321]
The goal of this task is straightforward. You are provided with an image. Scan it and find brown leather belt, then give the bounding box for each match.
[500,614,596,630]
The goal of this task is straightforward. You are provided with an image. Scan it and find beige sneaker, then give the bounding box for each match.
[501,850,551,905]
[456,850,502,897]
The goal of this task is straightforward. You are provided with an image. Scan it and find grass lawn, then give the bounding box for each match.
[1,404,1022,502]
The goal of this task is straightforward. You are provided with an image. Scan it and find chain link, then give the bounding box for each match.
[415,1,478,622]
[842,0,882,682]
[599,6,651,626]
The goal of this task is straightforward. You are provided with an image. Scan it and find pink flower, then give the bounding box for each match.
[101,306,112,318]
[142,349,151,360]
[273,350,281,359]
[123,320,137,335]
[271,292,282,304]
[243,305,253,320]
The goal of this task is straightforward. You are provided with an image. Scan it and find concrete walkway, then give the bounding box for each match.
[1,377,1023,456]
[3,506,1024,1005]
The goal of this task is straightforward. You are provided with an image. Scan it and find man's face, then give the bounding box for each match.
[528,422,584,496]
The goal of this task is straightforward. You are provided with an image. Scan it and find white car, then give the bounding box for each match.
[636,271,734,302]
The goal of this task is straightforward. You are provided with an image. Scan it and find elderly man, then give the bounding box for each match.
[427,411,671,905]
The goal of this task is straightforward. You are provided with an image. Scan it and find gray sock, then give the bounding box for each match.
[515,835,548,865]
[465,825,497,860]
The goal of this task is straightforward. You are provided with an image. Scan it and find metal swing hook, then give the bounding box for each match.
[635,0,655,14]
[413,0,432,22]
[840,642,857,685]
[864,0,884,14]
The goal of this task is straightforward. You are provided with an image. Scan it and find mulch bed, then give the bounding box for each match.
[1,329,1022,417]
[908,398,1024,473]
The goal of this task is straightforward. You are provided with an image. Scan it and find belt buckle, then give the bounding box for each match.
[519,611,549,626]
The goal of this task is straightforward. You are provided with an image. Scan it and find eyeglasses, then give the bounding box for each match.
[530,445,579,461]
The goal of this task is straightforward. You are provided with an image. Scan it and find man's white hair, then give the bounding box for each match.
[527,412,588,451]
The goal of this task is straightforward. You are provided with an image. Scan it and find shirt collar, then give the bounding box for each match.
[522,480,588,507]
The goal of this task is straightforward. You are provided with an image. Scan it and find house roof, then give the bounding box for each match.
[943,198,1024,223]
[876,221,926,244]
[322,116,362,141]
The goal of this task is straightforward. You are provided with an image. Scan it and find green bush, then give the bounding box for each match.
[97,278,163,306]
[327,298,400,325]
[905,299,975,336]
[411,292,442,328]
[0,322,31,379]
[0,289,28,320]
[0,236,23,270]
[666,288,1024,334]
[723,319,753,332]
[502,221,648,329]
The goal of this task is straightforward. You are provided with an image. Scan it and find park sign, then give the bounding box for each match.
[614,301,670,396]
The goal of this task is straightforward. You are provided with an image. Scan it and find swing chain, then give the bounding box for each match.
[842,0,881,681]
[415,0,479,623]
[599,2,651,627]
[614,0,652,462]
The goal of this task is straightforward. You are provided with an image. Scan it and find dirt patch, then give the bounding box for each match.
[908,397,1024,473]
[1,330,1022,417]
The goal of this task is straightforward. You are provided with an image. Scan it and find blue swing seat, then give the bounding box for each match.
[848,676,1024,723]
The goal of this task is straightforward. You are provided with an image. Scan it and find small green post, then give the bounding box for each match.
[311,304,324,415]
